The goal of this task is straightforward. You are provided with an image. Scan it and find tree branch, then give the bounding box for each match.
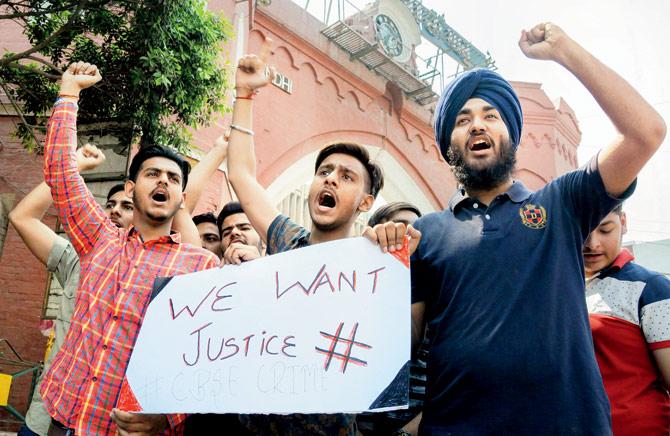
[0,0,28,7]
[0,1,30,19]
[0,80,41,147]
[4,61,60,80]
[0,0,89,67]
[0,1,105,20]
[25,55,63,74]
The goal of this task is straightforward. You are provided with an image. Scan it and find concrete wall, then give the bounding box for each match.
[626,240,670,277]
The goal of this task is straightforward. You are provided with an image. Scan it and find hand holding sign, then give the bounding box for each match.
[111,408,168,436]
[363,222,421,258]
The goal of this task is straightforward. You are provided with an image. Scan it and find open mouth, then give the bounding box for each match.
[151,190,168,203]
[318,191,336,209]
[469,138,492,151]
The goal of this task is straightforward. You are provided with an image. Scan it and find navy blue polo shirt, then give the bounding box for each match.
[412,158,633,435]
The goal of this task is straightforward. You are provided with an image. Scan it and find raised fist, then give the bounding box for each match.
[76,143,106,172]
[519,22,572,62]
[235,37,277,96]
[60,62,102,96]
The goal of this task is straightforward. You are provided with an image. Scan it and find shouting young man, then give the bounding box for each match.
[409,23,666,434]
[226,39,419,435]
[40,62,219,435]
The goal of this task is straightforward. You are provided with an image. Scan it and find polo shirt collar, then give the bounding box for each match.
[589,249,634,283]
[448,188,468,211]
[603,249,634,275]
[507,180,532,203]
[448,180,532,211]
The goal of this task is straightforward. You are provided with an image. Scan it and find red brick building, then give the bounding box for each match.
[0,0,580,427]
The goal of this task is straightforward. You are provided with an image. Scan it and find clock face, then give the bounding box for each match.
[375,14,403,58]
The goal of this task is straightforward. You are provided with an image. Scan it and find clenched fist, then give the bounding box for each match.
[76,143,106,172]
[235,37,277,97]
[519,22,574,63]
[60,61,102,97]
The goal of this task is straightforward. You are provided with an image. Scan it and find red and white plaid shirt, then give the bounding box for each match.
[40,100,219,434]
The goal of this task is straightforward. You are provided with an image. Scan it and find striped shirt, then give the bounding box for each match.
[587,250,670,435]
[40,101,219,435]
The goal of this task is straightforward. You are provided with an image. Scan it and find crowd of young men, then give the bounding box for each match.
[8,19,669,436]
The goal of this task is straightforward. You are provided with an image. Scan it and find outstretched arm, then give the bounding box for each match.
[184,134,229,214]
[172,134,229,247]
[10,145,105,264]
[172,208,201,246]
[9,183,56,265]
[44,62,114,256]
[226,38,279,243]
[519,22,666,197]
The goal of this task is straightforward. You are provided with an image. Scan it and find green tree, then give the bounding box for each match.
[0,0,231,153]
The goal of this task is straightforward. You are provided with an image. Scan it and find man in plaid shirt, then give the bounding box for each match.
[41,62,219,435]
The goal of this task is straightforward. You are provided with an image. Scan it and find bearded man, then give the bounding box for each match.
[409,22,666,434]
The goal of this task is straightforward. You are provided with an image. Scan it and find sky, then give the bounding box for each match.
[419,0,670,242]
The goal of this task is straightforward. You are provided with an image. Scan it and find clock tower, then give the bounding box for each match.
[375,14,403,58]
[344,0,422,75]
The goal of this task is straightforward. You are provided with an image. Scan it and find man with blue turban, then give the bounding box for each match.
[434,67,523,191]
[405,22,666,435]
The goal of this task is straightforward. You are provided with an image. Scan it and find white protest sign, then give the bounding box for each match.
[120,237,410,414]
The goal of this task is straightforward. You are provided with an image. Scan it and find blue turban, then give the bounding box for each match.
[434,68,523,163]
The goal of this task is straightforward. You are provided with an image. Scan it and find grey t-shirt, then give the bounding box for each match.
[24,237,79,435]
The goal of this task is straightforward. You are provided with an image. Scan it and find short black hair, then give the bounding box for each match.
[217,201,245,231]
[368,201,422,227]
[106,183,127,202]
[314,143,384,198]
[127,145,190,189]
[193,212,218,227]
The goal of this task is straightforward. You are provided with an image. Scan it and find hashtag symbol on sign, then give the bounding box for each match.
[315,322,372,373]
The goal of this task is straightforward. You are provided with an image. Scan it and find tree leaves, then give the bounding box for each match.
[0,0,231,154]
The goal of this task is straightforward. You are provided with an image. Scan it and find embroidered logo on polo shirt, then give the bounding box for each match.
[519,204,547,229]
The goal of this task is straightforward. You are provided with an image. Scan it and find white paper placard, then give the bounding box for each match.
[121,237,411,414]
